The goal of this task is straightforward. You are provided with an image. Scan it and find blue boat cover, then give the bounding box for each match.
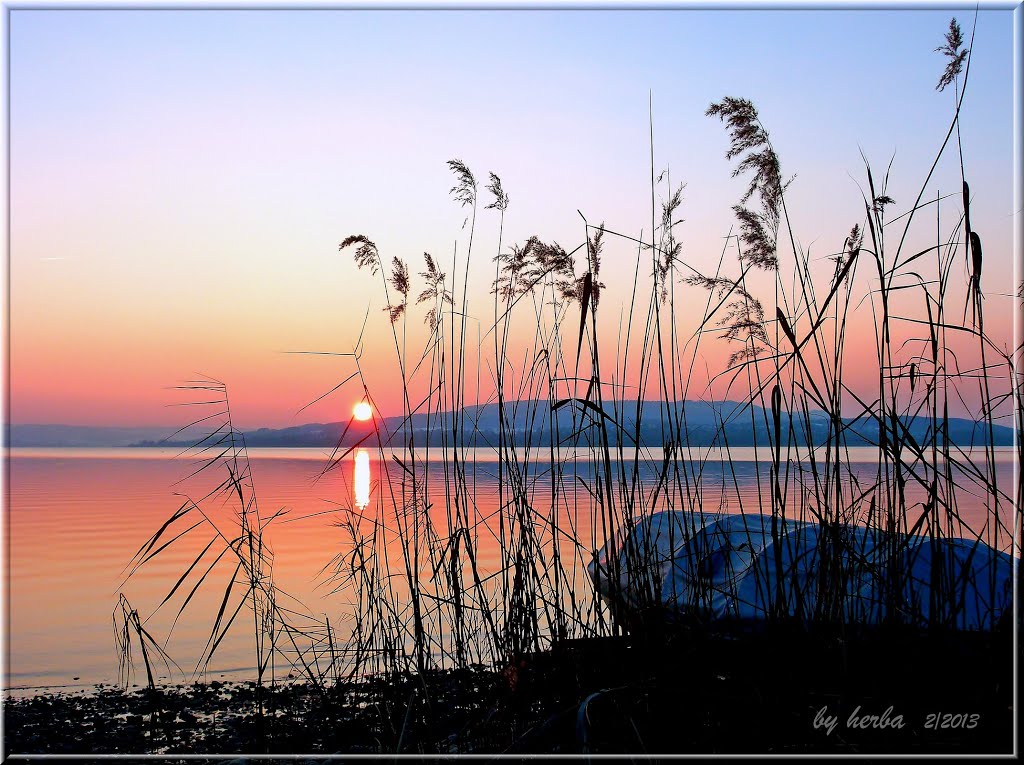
[588,512,1015,630]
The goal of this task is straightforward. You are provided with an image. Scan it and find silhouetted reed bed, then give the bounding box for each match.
[5,17,1018,756]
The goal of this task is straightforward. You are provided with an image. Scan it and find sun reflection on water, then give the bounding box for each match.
[354,449,371,510]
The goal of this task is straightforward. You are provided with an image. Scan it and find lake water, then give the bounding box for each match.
[4,446,1016,693]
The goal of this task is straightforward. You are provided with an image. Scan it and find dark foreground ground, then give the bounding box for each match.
[3,623,1016,758]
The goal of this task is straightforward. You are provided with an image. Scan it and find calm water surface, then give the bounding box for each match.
[5,446,1015,692]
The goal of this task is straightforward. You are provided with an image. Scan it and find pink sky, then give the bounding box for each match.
[7,9,1017,429]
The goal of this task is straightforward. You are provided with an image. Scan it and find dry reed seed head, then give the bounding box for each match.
[683,274,737,297]
[658,238,682,272]
[707,97,784,271]
[661,184,685,230]
[390,256,410,297]
[497,236,581,301]
[534,239,573,275]
[656,187,687,291]
[556,276,580,303]
[562,271,605,307]
[735,149,783,207]
[872,195,896,214]
[732,205,778,271]
[588,223,606,276]
[721,297,768,346]
[705,98,784,209]
[846,224,863,256]
[340,235,382,275]
[706,97,762,160]
[832,223,863,281]
[416,252,451,324]
[384,304,406,323]
[936,18,968,92]
[728,345,764,366]
[423,251,438,279]
[485,172,509,212]
[418,252,446,290]
[686,273,770,358]
[492,240,532,297]
[447,159,478,208]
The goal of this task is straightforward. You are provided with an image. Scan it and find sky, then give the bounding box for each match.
[6,7,1018,429]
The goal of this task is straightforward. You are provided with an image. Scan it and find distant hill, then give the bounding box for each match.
[8,401,1012,449]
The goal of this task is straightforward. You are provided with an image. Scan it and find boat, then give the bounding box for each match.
[588,511,1015,631]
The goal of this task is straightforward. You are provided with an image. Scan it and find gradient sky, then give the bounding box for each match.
[7,7,1017,429]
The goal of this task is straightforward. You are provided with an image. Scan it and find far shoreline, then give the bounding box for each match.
[5,444,1018,463]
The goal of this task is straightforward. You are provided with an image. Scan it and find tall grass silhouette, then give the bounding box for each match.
[117,16,1019,752]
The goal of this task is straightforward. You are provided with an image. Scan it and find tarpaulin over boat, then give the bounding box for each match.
[588,512,1015,631]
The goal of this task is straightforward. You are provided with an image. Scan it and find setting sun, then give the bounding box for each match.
[353,401,373,421]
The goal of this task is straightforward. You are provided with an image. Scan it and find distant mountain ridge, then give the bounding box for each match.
[234,401,1012,449]
[7,400,1013,448]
